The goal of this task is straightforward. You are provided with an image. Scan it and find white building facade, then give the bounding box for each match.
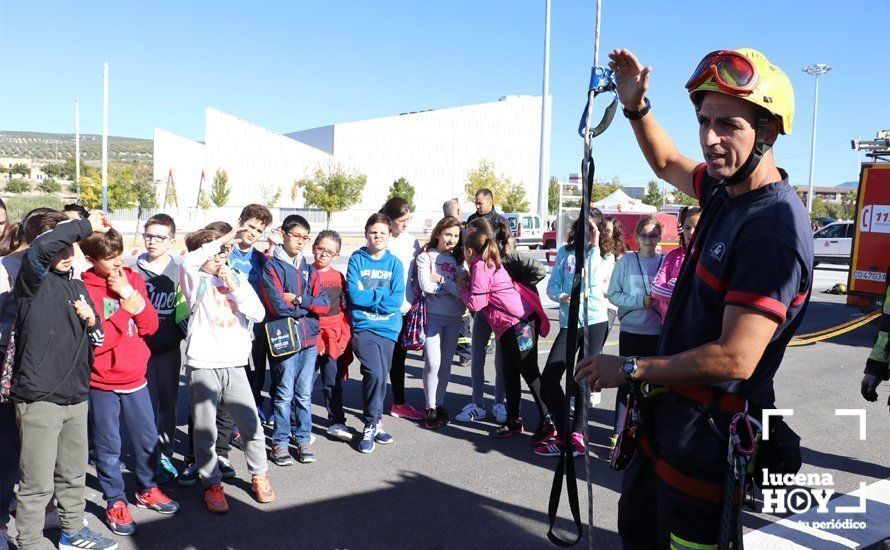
[153,95,546,233]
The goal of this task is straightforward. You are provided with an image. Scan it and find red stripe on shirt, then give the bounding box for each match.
[791,291,809,307]
[725,291,787,323]
[695,262,730,292]
[693,163,707,202]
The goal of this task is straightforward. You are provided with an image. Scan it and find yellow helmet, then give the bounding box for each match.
[686,48,795,135]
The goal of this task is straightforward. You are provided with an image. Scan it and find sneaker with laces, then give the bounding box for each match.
[529,418,558,445]
[492,403,508,424]
[327,423,352,441]
[155,456,178,484]
[218,456,236,478]
[59,527,119,550]
[204,484,228,514]
[271,444,293,466]
[492,417,524,438]
[105,500,136,536]
[436,406,450,426]
[297,444,317,464]
[290,433,317,446]
[374,422,393,445]
[178,462,198,486]
[359,424,376,454]
[251,476,276,503]
[455,403,487,422]
[135,486,179,514]
[424,407,440,429]
[390,403,424,420]
[534,432,586,458]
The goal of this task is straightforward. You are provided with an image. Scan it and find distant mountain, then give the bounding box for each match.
[0,131,152,162]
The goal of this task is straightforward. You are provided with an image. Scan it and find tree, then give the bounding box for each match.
[463,159,530,212]
[197,189,212,210]
[388,177,416,211]
[42,162,65,179]
[299,164,367,229]
[501,182,530,213]
[671,189,698,206]
[642,180,664,207]
[841,191,857,219]
[36,177,62,194]
[79,161,156,213]
[5,179,30,194]
[590,180,621,203]
[10,163,30,178]
[209,169,231,207]
[258,182,282,208]
[548,177,560,214]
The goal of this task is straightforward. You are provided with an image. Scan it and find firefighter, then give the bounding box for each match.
[861,268,890,410]
[575,48,813,548]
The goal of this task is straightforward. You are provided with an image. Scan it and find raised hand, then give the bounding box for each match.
[87,211,111,234]
[106,268,128,297]
[608,49,651,111]
[217,264,238,290]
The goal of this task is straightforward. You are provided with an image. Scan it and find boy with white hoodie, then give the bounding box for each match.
[180,227,275,514]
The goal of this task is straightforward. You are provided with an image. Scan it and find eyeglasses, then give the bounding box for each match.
[287,232,310,242]
[637,233,661,240]
[685,50,760,96]
[313,246,338,258]
[142,234,170,243]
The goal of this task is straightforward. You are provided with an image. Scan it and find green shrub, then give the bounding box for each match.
[5,195,64,222]
[5,179,31,194]
[36,177,62,194]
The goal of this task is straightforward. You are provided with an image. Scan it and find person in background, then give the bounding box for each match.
[443,198,472,368]
[203,221,233,234]
[861,267,889,410]
[607,216,664,443]
[0,199,7,241]
[650,206,701,320]
[415,216,467,428]
[310,230,353,442]
[11,210,117,550]
[381,197,424,421]
[261,215,329,466]
[80,229,178,537]
[466,188,509,229]
[537,214,614,458]
[62,204,90,221]
[133,214,184,485]
[347,213,405,453]
[181,227,275,514]
[227,205,274,422]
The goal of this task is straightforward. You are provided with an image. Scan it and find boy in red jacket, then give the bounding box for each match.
[80,229,179,538]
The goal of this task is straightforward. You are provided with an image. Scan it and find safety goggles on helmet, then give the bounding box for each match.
[685,50,761,96]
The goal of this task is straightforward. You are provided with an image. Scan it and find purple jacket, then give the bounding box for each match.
[461,257,530,339]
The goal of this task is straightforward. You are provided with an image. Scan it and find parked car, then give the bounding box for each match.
[813,220,853,266]
[503,212,543,249]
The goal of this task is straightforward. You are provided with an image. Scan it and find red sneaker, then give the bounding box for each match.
[390,403,424,420]
[135,486,180,514]
[204,484,228,514]
[105,500,136,536]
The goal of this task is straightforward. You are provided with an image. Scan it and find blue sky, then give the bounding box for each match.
[1,0,887,189]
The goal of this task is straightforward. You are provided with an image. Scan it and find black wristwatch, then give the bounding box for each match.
[623,97,651,120]
[621,356,639,383]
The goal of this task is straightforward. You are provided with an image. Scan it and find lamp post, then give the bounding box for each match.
[802,63,831,214]
[536,0,552,226]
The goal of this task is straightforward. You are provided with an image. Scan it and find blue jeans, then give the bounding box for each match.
[272,346,318,446]
[352,331,396,426]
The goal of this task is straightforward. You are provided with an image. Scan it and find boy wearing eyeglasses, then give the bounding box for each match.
[134,214,184,484]
[260,215,330,466]
[310,230,353,442]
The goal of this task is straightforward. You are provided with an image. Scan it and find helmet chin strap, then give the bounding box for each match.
[721,114,773,187]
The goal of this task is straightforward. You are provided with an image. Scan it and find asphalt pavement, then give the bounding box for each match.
[10,259,889,550]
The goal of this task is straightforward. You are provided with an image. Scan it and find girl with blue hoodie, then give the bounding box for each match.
[536,215,614,458]
[347,213,405,454]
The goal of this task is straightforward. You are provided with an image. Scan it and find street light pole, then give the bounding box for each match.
[802,63,831,214]
[536,0,552,225]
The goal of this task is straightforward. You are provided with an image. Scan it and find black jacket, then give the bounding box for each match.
[11,219,103,405]
[467,208,509,232]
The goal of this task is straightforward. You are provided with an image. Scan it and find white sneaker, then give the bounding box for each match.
[493,403,508,424]
[327,423,352,442]
[455,403,487,422]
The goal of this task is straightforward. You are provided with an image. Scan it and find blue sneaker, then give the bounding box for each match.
[359,424,376,454]
[155,456,178,484]
[374,421,393,445]
[60,527,119,550]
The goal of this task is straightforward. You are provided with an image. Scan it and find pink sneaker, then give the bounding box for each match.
[571,432,586,457]
[534,432,586,458]
[390,403,424,421]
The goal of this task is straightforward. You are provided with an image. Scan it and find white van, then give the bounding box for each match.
[813,220,853,266]
[503,213,543,249]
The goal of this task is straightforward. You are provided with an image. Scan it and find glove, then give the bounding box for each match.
[861,373,881,402]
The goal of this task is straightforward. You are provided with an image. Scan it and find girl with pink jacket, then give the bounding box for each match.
[459,230,550,439]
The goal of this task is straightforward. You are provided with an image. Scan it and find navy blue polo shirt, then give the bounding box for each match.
[658,164,814,407]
